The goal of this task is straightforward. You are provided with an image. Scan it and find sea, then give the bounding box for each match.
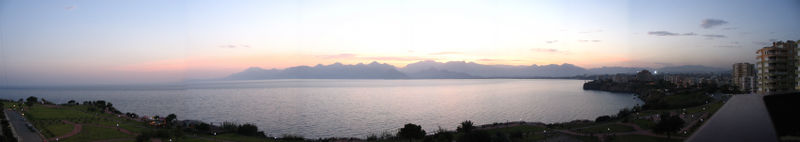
[0,79,642,138]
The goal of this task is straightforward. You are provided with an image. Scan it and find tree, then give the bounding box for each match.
[654,113,685,138]
[457,120,475,133]
[237,124,259,136]
[595,115,612,122]
[25,96,38,106]
[165,114,177,127]
[67,100,77,105]
[397,123,426,140]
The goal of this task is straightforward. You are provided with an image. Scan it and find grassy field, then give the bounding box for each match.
[631,119,656,130]
[577,123,635,133]
[59,125,133,142]
[43,122,74,137]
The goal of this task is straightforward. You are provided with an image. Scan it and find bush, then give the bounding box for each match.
[595,115,612,122]
[457,130,490,142]
[653,113,685,138]
[25,96,38,106]
[280,134,305,141]
[221,122,238,132]
[457,120,475,133]
[196,123,211,132]
[237,123,259,136]
[432,127,454,142]
[397,123,426,140]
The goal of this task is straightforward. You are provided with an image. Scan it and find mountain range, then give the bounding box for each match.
[224,60,729,80]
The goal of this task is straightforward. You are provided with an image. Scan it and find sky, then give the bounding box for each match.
[1,0,799,85]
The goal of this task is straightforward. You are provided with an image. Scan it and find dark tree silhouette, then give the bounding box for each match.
[457,120,475,133]
[654,113,685,138]
[25,96,38,106]
[237,123,259,136]
[397,123,426,141]
[165,114,177,127]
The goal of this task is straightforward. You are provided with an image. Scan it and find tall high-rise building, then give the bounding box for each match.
[756,40,798,94]
[732,63,756,93]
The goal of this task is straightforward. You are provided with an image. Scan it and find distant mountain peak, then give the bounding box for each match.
[225,61,729,80]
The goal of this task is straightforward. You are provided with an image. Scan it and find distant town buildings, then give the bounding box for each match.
[755,40,798,94]
[636,70,654,81]
[732,63,756,93]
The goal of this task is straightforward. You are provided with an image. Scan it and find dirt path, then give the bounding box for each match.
[47,120,83,141]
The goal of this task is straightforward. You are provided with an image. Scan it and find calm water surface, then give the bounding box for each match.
[0,79,641,138]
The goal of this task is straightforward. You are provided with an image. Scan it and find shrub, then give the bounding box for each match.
[237,123,259,136]
[397,123,426,140]
[457,120,475,133]
[595,115,612,122]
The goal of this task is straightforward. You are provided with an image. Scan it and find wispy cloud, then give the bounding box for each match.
[753,41,770,46]
[577,40,601,43]
[578,30,603,34]
[701,19,728,29]
[648,31,696,36]
[531,48,559,53]
[716,45,741,48]
[478,59,498,62]
[702,34,726,38]
[65,5,77,10]
[218,44,251,49]
[722,27,737,30]
[545,40,558,44]
[429,51,462,55]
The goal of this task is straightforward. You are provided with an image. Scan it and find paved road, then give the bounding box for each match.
[686,94,778,142]
[4,110,43,142]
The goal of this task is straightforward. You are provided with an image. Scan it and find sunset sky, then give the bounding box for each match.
[1,0,800,85]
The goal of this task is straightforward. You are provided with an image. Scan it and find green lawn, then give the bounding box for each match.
[631,119,656,130]
[59,125,133,142]
[577,123,635,133]
[44,122,75,137]
[26,105,94,120]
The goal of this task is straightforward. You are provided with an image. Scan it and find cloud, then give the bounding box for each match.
[577,40,601,43]
[753,41,770,46]
[545,40,558,44]
[218,44,251,49]
[477,59,498,62]
[65,5,77,10]
[701,19,728,29]
[531,48,559,53]
[716,45,741,48]
[702,34,726,38]
[429,51,462,55]
[648,31,697,36]
[722,27,737,30]
[578,30,603,34]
